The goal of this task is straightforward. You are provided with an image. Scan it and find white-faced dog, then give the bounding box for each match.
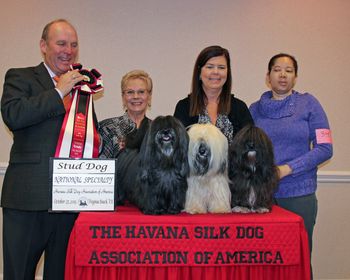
[184,123,231,214]
[229,125,279,213]
[117,116,189,215]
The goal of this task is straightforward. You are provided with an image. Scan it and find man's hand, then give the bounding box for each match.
[56,69,85,96]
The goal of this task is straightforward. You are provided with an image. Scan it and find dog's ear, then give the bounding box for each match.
[219,159,227,174]
[173,118,190,177]
[138,124,154,174]
[178,155,190,178]
[125,118,150,150]
[139,169,149,183]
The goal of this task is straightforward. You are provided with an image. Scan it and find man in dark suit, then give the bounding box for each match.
[1,19,87,280]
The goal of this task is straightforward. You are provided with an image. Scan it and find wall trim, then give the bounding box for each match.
[317,170,350,183]
[0,162,350,183]
[0,162,8,176]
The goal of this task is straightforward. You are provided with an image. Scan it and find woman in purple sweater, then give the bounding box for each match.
[249,53,333,256]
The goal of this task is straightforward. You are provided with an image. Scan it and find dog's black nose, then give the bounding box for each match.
[161,129,173,141]
[163,129,170,135]
[199,143,207,155]
[247,142,255,150]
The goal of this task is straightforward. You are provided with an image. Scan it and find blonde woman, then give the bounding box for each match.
[99,70,152,158]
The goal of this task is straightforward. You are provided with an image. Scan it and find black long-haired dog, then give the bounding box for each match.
[117,116,189,215]
[228,125,279,213]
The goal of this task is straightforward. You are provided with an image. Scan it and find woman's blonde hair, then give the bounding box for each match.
[121,70,153,93]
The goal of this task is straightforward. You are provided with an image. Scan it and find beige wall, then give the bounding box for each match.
[0,0,349,279]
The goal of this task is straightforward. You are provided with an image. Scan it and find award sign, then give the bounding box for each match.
[50,158,116,211]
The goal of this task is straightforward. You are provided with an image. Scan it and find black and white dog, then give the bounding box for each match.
[229,125,279,213]
[184,123,231,214]
[117,116,189,215]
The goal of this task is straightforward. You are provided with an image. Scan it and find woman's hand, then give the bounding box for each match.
[278,164,292,179]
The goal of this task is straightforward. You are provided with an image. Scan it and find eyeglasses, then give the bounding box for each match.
[123,89,148,96]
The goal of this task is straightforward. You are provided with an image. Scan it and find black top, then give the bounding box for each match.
[173,94,254,144]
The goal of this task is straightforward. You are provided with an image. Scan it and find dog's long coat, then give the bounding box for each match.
[185,123,231,214]
[229,125,279,213]
[117,116,189,215]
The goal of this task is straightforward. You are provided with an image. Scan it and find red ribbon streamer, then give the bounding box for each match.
[55,64,103,159]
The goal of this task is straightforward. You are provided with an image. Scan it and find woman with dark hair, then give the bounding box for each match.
[173,45,253,144]
[250,53,333,262]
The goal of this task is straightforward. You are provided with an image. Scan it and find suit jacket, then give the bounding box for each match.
[1,63,73,210]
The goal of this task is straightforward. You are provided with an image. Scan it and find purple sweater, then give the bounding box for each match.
[249,91,333,198]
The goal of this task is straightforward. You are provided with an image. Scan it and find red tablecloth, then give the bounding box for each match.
[65,205,310,280]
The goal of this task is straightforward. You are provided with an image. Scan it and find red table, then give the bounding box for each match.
[65,205,310,280]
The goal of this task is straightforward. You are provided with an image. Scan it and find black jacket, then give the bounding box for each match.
[1,62,98,210]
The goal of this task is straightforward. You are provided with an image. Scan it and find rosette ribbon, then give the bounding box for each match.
[55,63,103,159]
